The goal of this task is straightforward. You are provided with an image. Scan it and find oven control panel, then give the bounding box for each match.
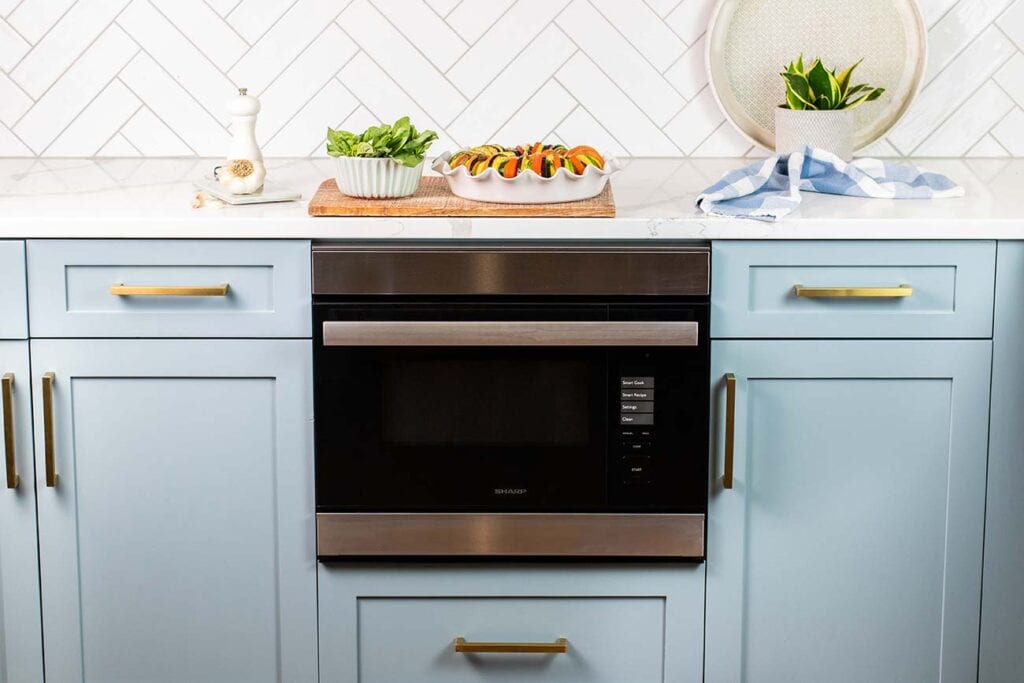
[619,376,655,487]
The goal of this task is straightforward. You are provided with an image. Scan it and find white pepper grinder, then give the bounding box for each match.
[217,87,266,194]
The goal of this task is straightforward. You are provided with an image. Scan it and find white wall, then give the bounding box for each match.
[0,0,1021,158]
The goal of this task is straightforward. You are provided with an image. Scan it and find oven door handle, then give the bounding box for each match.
[322,321,699,347]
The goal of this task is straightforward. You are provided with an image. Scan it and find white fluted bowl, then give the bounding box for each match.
[333,156,423,198]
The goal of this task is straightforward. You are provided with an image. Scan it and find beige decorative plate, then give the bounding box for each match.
[705,0,927,152]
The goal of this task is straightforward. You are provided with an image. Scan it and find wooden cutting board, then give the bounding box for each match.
[307,177,615,217]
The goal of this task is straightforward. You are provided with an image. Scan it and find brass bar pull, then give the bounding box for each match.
[793,284,913,299]
[42,372,58,488]
[723,373,736,490]
[454,637,568,654]
[110,283,230,297]
[2,373,18,489]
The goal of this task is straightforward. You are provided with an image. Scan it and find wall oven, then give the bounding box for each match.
[313,244,710,560]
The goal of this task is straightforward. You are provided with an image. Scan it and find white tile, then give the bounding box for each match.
[263,78,359,156]
[0,0,21,14]
[445,0,513,44]
[10,0,132,98]
[370,0,468,71]
[424,0,460,16]
[556,0,684,125]
[8,0,76,43]
[662,86,723,154]
[664,0,714,45]
[0,121,31,155]
[888,25,1015,153]
[97,132,142,156]
[118,0,236,125]
[336,52,459,151]
[692,121,752,157]
[664,35,706,100]
[588,0,686,71]
[999,0,1024,49]
[226,0,291,43]
[120,106,195,155]
[968,132,1012,156]
[447,0,570,97]
[150,0,248,70]
[994,51,1024,106]
[917,0,959,26]
[858,138,902,158]
[256,24,357,144]
[0,17,31,71]
[491,80,576,145]
[991,106,1024,154]
[205,0,242,17]
[0,71,32,126]
[556,52,681,155]
[44,79,140,155]
[337,0,467,126]
[230,0,345,93]
[644,0,684,18]
[449,24,575,144]
[120,52,229,155]
[916,81,1014,155]
[14,24,137,153]
[926,0,1014,82]
[553,107,628,156]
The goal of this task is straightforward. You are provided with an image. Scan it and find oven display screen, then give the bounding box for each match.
[381,359,591,446]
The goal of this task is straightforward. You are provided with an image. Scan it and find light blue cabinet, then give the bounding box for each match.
[318,565,705,683]
[0,241,28,339]
[980,241,1024,681]
[30,339,317,683]
[0,341,44,683]
[706,340,991,683]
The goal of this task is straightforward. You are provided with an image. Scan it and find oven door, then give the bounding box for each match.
[314,303,700,513]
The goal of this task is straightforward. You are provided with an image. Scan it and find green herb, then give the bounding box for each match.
[326,117,438,167]
[780,56,885,111]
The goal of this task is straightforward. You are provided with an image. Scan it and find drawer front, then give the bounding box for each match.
[318,565,704,683]
[28,240,310,338]
[0,241,27,339]
[712,241,996,339]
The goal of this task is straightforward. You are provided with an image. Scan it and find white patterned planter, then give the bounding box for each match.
[774,108,856,160]
[333,157,423,198]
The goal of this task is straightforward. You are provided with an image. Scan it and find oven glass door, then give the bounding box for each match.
[315,303,613,512]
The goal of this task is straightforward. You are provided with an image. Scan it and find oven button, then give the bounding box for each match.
[620,376,655,389]
[622,456,653,482]
[620,389,654,401]
[620,414,654,426]
[620,401,654,413]
[621,440,652,454]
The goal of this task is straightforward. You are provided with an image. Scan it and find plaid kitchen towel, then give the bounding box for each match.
[695,146,964,221]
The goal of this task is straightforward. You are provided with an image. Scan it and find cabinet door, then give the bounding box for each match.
[30,339,317,683]
[706,341,991,683]
[0,341,44,682]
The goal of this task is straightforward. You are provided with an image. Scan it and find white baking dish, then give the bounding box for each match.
[431,152,622,204]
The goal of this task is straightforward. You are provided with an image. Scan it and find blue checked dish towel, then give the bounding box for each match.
[695,146,964,221]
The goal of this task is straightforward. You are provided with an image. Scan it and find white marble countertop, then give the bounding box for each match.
[0,157,1022,239]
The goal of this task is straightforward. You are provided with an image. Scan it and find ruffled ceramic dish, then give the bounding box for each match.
[432,152,622,204]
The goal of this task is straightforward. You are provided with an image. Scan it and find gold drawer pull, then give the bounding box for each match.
[42,372,58,488]
[455,637,568,654]
[2,373,19,489]
[793,285,913,299]
[110,284,230,297]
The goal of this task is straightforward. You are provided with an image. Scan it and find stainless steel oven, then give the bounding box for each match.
[313,244,710,559]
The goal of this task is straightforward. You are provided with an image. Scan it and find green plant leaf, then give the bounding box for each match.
[834,58,862,98]
[781,72,817,109]
[844,86,886,110]
[807,59,839,109]
[324,117,438,164]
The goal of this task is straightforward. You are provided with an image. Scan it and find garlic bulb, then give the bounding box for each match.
[217,159,266,195]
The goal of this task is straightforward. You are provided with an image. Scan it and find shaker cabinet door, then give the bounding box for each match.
[30,339,317,683]
[0,341,44,682]
[706,340,991,683]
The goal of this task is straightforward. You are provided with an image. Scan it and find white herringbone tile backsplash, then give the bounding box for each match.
[0,0,1022,158]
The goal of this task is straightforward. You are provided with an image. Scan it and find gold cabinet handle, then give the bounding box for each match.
[793,284,913,298]
[42,372,58,488]
[723,373,736,490]
[109,283,230,297]
[454,637,568,654]
[2,373,18,489]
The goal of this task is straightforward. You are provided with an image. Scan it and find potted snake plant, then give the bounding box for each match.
[776,56,885,160]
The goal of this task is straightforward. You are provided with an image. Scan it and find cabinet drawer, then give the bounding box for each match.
[0,241,27,339]
[27,240,310,338]
[712,241,995,338]
[318,565,704,683]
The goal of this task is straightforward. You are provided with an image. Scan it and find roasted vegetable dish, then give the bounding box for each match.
[448,143,606,178]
